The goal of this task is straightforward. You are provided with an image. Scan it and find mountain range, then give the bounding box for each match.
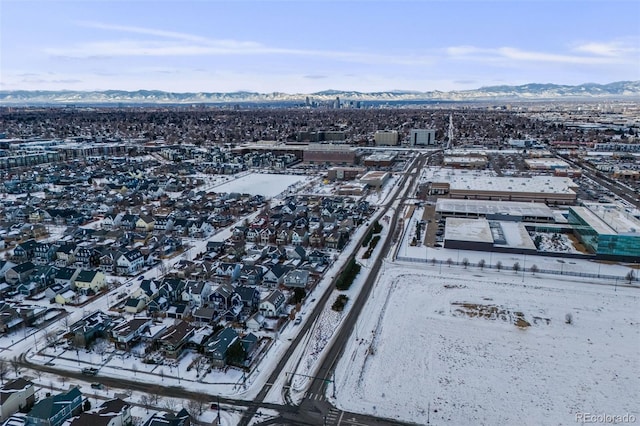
[1,81,638,105]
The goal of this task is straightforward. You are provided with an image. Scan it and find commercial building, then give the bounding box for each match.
[359,171,391,188]
[363,152,397,167]
[436,199,555,222]
[374,130,399,146]
[303,144,357,165]
[410,129,436,146]
[524,158,570,170]
[568,203,640,261]
[423,170,578,205]
[326,167,366,181]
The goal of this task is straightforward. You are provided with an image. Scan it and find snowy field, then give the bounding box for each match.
[333,263,639,425]
[209,173,307,197]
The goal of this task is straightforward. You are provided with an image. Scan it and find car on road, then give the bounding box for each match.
[81,367,99,376]
[294,316,302,325]
[137,275,145,281]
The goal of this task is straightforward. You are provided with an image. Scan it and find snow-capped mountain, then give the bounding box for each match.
[1,81,638,105]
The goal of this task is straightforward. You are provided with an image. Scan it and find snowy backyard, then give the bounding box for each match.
[208,172,308,197]
[332,262,639,425]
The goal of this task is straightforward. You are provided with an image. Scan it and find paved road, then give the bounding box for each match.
[557,152,640,208]
[17,153,430,426]
[240,153,429,426]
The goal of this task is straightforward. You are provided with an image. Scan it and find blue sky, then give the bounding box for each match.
[1,0,639,93]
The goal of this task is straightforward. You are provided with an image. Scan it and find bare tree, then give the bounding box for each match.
[530,264,539,275]
[164,398,178,411]
[513,262,520,273]
[626,269,636,283]
[0,359,8,384]
[431,257,437,266]
[149,386,162,406]
[462,258,469,269]
[496,260,502,271]
[565,313,573,324]
[446,258,453,268]
[139,395,150,413]
[193,356,208,378]
[10,356,20,376]
[45,331,57,346]
[187,394,207,418]
[478,259,486,270]
[132,363,138,377]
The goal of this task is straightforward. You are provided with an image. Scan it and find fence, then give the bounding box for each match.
[395,256,636,283]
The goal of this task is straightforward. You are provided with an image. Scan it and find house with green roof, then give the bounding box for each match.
[25,387,82,426]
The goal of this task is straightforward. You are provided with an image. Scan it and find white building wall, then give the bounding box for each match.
[410,129,436,146]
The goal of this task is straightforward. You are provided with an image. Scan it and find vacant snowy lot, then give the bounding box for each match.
[210,173,307,197]
[334,265,639,425]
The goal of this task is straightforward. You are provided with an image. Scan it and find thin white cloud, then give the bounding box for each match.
[445,43,636,65]
[45,21,435,66]
[572,39,639,57]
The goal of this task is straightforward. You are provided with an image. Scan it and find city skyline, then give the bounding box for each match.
[2,0,639,93]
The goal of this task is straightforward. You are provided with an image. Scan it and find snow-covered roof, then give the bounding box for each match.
[577,203,640,235]
[436,199,554,219]
[444,218,493,243]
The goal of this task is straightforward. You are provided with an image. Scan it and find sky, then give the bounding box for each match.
[1,0,639,93]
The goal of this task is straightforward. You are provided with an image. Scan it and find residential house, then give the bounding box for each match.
[123,297,146,314]
[135,215,155,233]
[181,281,211,308]
[68,399,131,426]
[192,307,218,325]
[24,387,82,426]
[259,290,286,317]
[245,312,265,332]
[33,243,56,266]
[116,250,144,276]
[54,244,76,267]
[153,216,174,234]
[214,263,241,283]
[73,270,106,294]
[209,284,240,312]
[0,378,35,421]
[53,267,80,287]
[262,264,290,287]
[13,240,37,262]
[111,318,153,350]
[283,269,310,289]
[5,262,36,286]
[142,409,190,426]
[307,250,329,265]
[156,321,195,359]
[234,286,260,314]
[69,311,112,347]
[238,265,264,286]
[206,327,239,368]
[73,246,100,269]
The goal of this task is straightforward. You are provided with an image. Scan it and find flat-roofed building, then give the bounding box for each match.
[303,144,356,165]
[568,203,640,260]
[374,130,399,146]
[359,171,391,188]
[524,158,570,170]
[326,167,366,181]
[410,129,436,146]
[443,154,487,169]
[436,199,555,222]
[425,170,578,205]
[363,152,396,167]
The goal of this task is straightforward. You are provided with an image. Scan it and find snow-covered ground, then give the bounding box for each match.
[332,261,639,425]
[208,173,308,197]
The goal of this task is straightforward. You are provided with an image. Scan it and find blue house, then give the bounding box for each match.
[25,387,82,426]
